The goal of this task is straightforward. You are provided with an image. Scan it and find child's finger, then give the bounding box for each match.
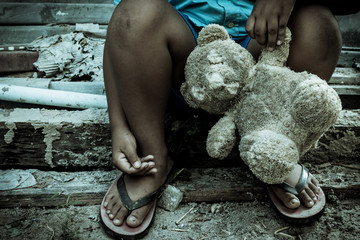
[266,18,279,51]
[122,145,141,169]
[245,15,256,39]
[276,16,288,46]
[131,163,157,176]
[140,155,155,162]
[254,19,267,46]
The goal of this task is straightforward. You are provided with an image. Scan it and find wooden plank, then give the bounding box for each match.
[337,50,360,68]
[0,109,359,169]
[0,24,107,45]
[330,68,360,85]
[0,25,76,45]
[0,108,112,168]
[0,166,359,208]
[331,85,360,95]
[0,51,38,73]
[336,12,360,48]
[0,3,115,24]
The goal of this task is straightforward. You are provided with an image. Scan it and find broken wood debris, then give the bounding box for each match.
[175,206,195,225]
[274,226,295,239]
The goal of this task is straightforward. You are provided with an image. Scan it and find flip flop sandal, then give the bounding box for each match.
[100,173,159,240]
[267,164,326,224]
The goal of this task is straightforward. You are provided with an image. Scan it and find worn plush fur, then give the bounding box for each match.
[181,24,342,184]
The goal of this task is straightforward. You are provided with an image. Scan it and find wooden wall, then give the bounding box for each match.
[0,0,115,44]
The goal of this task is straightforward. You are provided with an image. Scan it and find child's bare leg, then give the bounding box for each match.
[248,4,342,208]
[103,0,196,227]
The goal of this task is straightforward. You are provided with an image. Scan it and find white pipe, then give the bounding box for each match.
[0,84,107,109]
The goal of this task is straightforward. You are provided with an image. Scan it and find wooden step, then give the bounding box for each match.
[0,165,359,208]
[0,108,359,169]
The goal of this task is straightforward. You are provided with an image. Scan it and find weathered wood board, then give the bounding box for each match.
[0,165,359,208]
[336,13,360,47]
[0,108,359,169]
[0,3,115,24]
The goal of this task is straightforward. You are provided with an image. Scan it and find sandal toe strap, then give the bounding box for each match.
[117,174,158,211]
[278,164,309,195]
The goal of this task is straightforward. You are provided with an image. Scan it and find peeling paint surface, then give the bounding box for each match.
[55,10,68,17]
[4,122,16,144]
[1,86,9,92]
[1,108,110,167]
[32,123,62,168]
[2,108,109,124]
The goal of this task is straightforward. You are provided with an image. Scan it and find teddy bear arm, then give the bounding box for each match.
[206,114,237,160]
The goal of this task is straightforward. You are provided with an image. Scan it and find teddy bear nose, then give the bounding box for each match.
[207,50,224,64]
[206,72,239,96]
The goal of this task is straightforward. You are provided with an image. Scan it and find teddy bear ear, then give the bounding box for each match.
[197,24,230,46]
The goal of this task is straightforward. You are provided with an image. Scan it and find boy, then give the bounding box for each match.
[100,0,349,238]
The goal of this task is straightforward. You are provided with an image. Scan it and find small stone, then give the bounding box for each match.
[211,203,223,214]
[158,185,183,212]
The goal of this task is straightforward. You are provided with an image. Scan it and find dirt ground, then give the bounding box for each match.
[0,194,359,240]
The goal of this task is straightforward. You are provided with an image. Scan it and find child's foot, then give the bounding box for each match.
[103,158,173,227]
[269,164,321,209]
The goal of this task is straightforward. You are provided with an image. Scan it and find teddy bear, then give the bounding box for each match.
[180,24,342,184]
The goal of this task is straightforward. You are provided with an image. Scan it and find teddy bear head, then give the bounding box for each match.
[180,24,255,114]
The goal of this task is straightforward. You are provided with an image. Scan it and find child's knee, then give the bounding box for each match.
[287,5,342,79]
[291,5,342,52]
[109,0,169,37]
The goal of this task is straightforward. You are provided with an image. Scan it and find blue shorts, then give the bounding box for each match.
[176,10,252,48]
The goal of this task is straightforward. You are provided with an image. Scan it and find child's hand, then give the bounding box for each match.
[246,0,296,51]
[111,130,157,175]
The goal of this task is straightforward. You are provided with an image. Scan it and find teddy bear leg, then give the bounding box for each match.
[239,130,299,184]
[240,131,322,210]
[290,78,342,133]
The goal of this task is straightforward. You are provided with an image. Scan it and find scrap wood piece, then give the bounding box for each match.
[175,206,195,225]
[0,51,38,73]
[274,227,295,239]
[337,163,360,170]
